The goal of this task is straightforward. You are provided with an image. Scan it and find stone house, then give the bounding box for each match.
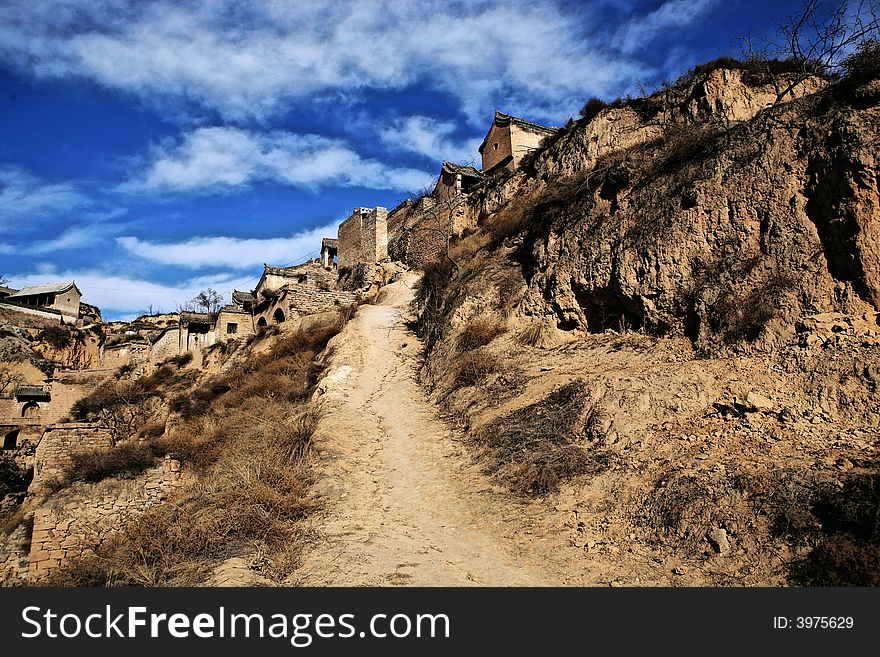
[177,304,254,355]
[337,207,388,270]
[479,110,558,176]
[433,161,484,202]
[3,282,82,323]
[251,260,358,328]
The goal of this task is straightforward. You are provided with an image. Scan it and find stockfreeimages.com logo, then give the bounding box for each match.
[22,606,451,646]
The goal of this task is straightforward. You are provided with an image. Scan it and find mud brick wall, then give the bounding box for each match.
[27,456,185,582]
[31,423,114,491]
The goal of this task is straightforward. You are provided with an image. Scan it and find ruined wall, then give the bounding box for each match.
[148,328,181,363]
[31,423,114,491]
[216,308,254,341]
[43,370,113,425]
[388,196,473,269]
[27,456,184,582]
[337,207,388,269]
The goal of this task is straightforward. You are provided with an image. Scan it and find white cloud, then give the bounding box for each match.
[123,127,434,193]
[10,267,247,320]
[25,222,125,255]
[616,0,718,55]
[0,166,91,225]
[380,116,482,165]
[117,221,339,270]
[0,0,646,123]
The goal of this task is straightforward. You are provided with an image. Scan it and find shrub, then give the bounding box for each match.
[36,325,71,350]
[579,97,607,122]
[456,317,506,352]
[471,382,610,494]
[62,442,159,485]
[841,39,880,87]
[168,352,193,368]
[451,349,500,390]
[0,454,31,497]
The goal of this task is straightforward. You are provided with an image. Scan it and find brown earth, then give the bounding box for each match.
[293,273,662,586]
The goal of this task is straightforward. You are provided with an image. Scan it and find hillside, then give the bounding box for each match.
[409,57,880,584]
[2,52,879,587]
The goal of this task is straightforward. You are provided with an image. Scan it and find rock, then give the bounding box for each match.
[746,392,774,413]
[707,528,731,555]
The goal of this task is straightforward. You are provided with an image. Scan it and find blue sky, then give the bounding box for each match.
[0,0,811,319]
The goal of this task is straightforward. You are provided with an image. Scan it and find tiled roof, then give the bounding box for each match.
[479,110,559,154]
[440,161,484,178]
[7,281,79,298]
[232,290,255,306]
[15,385,51,401]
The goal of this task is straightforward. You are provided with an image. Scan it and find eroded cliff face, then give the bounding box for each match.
[515,77,878,351]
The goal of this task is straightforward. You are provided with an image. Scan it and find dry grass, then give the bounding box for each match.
[45,310,348,587]
[451,349,500,390]
[471,381,612,495]
[456,317,506,352]
[60,443,159,486]
[515,320,549,347]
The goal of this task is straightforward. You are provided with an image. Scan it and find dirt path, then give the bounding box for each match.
[293,273,594,586]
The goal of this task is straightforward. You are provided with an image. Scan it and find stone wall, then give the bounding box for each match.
[31,423,114,492]
[337,207,388,269]
[286,286,358,316]
[27,456,184,582]
[148,328,181,364]
[386,195,473,270]
[0,304,63,330]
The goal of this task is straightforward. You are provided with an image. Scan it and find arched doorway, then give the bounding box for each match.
[3,429,19,450]
[21,402,40,418]
[257,316,267,328]
[273,308,285,324]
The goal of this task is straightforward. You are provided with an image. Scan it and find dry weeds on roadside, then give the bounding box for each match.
[45,311,349,586]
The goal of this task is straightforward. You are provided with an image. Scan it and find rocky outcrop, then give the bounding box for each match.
[513,76,878,351]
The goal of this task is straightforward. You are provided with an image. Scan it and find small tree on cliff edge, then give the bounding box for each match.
[745,0,880,103]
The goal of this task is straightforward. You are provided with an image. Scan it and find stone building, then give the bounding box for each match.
[177,304,254,355]
[337,207,388,269]
[0,369,112,451]
[250,260,358,327]
[3,282,82,323]
[479,110,558,176]
[434,161,484,201]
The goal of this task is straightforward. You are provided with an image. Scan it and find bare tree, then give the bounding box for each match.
[0,367,24,398]
[191,288,224,314]
[745,0,880,103]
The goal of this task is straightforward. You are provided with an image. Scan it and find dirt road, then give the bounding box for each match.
[293,273,591,586]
